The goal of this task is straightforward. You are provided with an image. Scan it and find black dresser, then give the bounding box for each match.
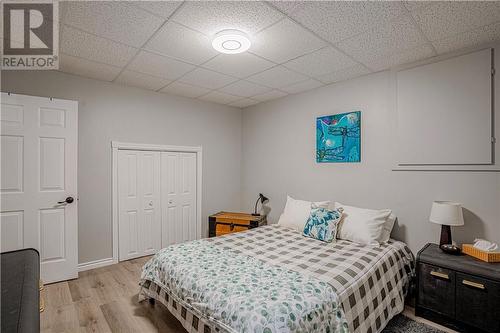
[1,249,40,333]
[416,243,500,333]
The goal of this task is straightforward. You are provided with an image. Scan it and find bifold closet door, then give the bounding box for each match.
[118,150,161,261]
[161,152,197,247]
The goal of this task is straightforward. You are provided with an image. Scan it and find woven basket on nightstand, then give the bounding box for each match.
[462,244,500,263]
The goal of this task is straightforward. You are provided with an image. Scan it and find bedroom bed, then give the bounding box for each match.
[139,225,414,333]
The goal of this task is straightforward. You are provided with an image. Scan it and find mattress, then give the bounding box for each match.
[139,225,414,333]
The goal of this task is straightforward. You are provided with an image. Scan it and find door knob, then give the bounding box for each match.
[58,197,74,204]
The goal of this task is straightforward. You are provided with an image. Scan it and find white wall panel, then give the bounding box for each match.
[397,49,492,165]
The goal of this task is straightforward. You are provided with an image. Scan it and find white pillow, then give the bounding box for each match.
[278,196,330,231]
[335,202,393,245]
[380,214,396,243]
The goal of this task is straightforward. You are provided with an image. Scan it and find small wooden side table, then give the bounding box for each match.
[208,211,267,237]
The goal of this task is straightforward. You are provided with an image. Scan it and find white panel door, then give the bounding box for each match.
[118,150,161,261]
[0,92,78,283]
[161,152,197,247]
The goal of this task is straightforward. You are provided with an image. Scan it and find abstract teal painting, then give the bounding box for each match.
[316,111,361,163]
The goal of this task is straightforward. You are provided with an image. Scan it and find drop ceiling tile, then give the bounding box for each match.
[61,1,164,47]
[317,64,370,84]
[251,18,326,63]
[277,1,407,44]
[61,25,137,67]
[202,53,274,78]
[171,1,283,36]
[198,91,241,105]
[131,1,182,20]
[280,79,323,94]
[283,47,358,77]
[403,1,434,13]
[364,44,435,71]
[336,14,428,64]
[160,81,211,98]
[433,21,500,54]
[144,21,218,65]
[410,1,500,41]
[127,51,195,80]
[252,90,288,102]
[180,68,238,89]
[59,54,122,82]
[229,98,260,108]
[270,1,304,15]
[247,66,309,89]
[218,80,271,98]
[114,70,171,91]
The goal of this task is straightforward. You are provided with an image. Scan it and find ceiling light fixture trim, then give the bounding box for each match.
[212,29,251,54]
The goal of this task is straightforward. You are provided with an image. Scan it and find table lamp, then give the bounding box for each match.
[252,193,269,216]
[429,201,464,248]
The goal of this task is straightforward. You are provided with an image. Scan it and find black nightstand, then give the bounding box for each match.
[416,243,500,333]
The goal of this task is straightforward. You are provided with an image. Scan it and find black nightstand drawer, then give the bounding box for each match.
[418,263,455,317]
[456,272,500,333]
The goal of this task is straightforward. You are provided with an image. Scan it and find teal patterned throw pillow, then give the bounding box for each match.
[303,207,342,242]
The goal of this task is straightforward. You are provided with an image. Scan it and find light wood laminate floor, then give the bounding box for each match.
[41,256,186,333]
[41,256,456,333]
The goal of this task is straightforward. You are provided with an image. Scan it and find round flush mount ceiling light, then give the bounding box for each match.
[212,30,251,54]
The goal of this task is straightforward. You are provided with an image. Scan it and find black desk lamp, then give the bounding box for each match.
[252,193,269,216]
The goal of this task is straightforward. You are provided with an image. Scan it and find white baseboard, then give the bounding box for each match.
[78,257,115,272]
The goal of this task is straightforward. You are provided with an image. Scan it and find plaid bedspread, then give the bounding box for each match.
[140,225,414,333]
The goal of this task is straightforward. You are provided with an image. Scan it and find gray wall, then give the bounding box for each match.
[3,48,499,262]
[241,70,500,254]
[2,70,243,264]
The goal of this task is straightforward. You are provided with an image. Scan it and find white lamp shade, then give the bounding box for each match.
[429,201,464,226]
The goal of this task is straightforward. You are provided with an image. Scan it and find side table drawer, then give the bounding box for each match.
[456,272,500,333]
[418,263,455,318]
[215,223,248,236]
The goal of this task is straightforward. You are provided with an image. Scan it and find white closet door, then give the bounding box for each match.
[118,150,161,261]
[1,92,78,283]
[161,152,197,247]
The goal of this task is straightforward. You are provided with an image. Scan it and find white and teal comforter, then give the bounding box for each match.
[140,225,414,333]
[141,239,348,333]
